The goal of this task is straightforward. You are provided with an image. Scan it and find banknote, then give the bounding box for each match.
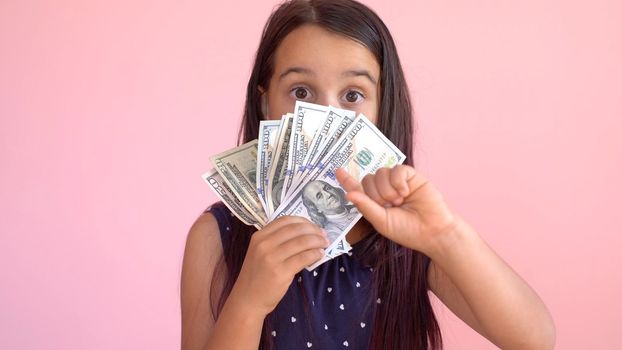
[282,101,328,202]
[306,107,357,173]
[203,103,406,269]
[210,140,268,225]
[270,114,406,270]
[313,238,353,268]
[266,113,294,214]
[326,237,351,258]
[287,106,356,200]
[256,120,281,214]
[202,168,262,229]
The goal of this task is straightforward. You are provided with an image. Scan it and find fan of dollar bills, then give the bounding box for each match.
[202,101,405,270]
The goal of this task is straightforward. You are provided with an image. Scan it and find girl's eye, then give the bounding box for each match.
[292,87,310,100]
[344,90,364,103]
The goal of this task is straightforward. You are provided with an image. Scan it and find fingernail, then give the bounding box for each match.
[321,229,328,237]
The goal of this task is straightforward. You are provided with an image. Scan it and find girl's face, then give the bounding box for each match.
[262,24,381,124]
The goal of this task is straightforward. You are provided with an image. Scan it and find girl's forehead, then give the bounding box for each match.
[272,24,380,81]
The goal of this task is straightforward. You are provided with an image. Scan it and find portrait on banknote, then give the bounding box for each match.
[301,180,358,242]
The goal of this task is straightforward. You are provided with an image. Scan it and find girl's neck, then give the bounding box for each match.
[346,219,374,246]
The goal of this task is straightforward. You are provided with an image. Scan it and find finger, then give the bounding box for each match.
[268,222,325,246]
[254,215,311,238]
[374,167,402,205]
[345,189,388,233]
[404,168,430,199]
[390,165,413,197]
[282,248,326,275]
[335,168,363,192]
[276,232,330,262]
[361,174,388,206]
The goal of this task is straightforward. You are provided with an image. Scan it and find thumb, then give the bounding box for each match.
[335,168,388,231]
[345,189,387,233]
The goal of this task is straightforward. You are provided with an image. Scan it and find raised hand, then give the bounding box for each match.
[336,166,459,254]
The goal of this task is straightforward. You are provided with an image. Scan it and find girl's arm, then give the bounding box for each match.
[426,218,556,349]
[335,166,556,350]
[202,287,266,350]
[180,213,265,350]
[180,213,330,350]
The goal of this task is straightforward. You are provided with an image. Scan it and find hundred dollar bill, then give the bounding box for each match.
[282,101,328,202]
[202,168,262,229]
[210,140,268,225]
[270,115,406,270]
[309,107,357,168]
[289,106,356,195]
[313,239,352,269]
[326,237,352,258]
[266,113,294,214]
[256,120,281,214]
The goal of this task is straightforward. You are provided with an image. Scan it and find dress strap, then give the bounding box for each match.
[204,202,233,247]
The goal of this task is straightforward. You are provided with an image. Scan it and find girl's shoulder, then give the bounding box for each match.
[202,201,234,242]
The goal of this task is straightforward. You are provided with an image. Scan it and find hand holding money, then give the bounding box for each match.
[231,216,330,316]
[335,165,460,256]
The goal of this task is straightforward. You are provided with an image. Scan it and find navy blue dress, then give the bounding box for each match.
[208,202,378,349]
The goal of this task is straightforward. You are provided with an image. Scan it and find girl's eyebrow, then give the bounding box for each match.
[278,67,377,85]
[279,67,314,80]
[342,69,377,85]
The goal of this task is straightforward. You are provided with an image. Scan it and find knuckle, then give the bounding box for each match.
[249,234,261,248]
[254,240,269,255]
[310,249,324,261]
[390,169,403,182]
[297,235,312,246]
[307,222,323,233]
[362,179,375,192]
[377,167,389,177]
[263,253,277,267]
[271,216,289,226]
[294,222,319,233]
[283,222,304,234]
[303,234,324,247]
[290,215,310,224]
[315,248,324,258]
[297,250,314,265]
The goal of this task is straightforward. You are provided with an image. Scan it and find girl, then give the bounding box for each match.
[180,1,556,349]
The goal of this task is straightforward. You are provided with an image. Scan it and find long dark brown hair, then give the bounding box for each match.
[210,0,443,349]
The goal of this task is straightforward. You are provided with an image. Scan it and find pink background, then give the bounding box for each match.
[1,0,620,348]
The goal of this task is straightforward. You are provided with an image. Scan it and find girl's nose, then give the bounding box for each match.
[315,94,339,108]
